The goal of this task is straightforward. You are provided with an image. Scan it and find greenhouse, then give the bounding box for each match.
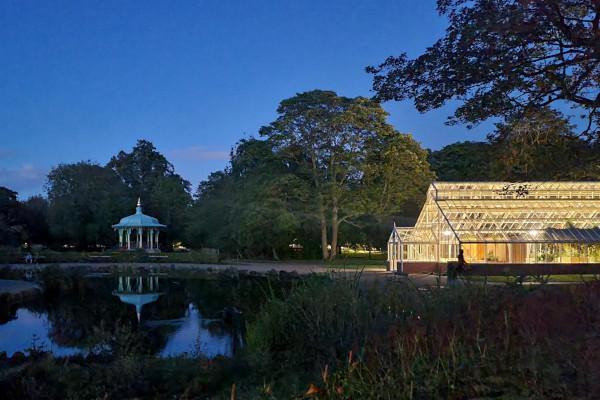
[388,182,600,271]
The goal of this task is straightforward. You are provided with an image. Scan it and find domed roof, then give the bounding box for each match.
[112,198,166,229]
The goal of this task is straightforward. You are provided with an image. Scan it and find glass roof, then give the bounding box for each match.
[392,182,600,244]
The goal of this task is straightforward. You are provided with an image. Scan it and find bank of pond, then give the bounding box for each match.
[0,267,599,399]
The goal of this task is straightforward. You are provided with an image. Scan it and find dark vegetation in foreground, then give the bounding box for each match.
[2,269,600,399]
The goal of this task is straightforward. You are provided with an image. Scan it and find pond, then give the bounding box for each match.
[0,273,275,358]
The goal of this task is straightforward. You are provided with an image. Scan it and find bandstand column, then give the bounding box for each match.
[127,229,131,250]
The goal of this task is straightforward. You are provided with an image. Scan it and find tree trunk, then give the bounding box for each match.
[320,208,329,261]
[329,205,339,261]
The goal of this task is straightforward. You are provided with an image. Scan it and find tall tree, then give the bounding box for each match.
[107,139,192,246]
[260,90,433,260]
[0,186,22,246]
[186,139,306,258]
[490,108,593,180]
[46,162,131,248]
[108,139,178,199]
[368,0,600,140]
[148,175,192,246]
[19,196,50,245]
[429,141,494,181]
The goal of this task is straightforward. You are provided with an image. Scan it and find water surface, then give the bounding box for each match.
[0,274,263,358]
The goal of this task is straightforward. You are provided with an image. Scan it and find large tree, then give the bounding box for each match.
[428,141,495,181]
[0,186,22,246]
[260,90,433,260]
[46,162,131,248]
[19,196,50,246]
[368,0,600,140]
[187,139,306,258]
[490,108,594,180]
[107,139,192,246]
[108,140,175,195]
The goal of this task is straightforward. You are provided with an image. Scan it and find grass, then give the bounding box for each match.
[236,275,600,399]
[5,270,600,398]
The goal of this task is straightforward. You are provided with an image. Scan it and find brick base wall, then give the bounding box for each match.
[447,262,600,276]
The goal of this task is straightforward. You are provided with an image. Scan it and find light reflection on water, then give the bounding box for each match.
[159,304,237,357]
[0,276,245,358]
[0,309,80,357]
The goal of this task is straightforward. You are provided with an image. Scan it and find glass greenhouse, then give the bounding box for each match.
[388,182,600,270]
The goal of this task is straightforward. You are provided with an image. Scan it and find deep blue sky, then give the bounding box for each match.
[0,0,492,198]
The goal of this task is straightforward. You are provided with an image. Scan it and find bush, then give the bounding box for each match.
[244,278,600,399]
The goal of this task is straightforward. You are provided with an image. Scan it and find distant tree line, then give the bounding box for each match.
[1,140,192,251]
[0,91,435,259]
[430,108,600,182]
[2,91,599,259]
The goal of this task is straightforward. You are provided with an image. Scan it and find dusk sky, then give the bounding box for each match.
[0,0,494,198]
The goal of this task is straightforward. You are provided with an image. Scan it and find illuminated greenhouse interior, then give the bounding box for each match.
[388,182,600,266]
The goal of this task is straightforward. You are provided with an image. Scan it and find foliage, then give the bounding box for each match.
[369,0,600,140]
[0,354,236,399]
[107,139,192,246]
[186,139,306,258]
[490,108,597,180]
[243,277,600,399]
[260,90,433,260]
[46,162,132,249]
[19,196,50,245]
[0,187,22,246]
[428,141,494,181]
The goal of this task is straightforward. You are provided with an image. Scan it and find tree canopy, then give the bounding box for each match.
[368,0,600,140]
[46,162,132,248]
[428,141,495,181]
[260,90,433,260]
[107,140,192,245]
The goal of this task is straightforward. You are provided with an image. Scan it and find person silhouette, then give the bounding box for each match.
[457,248,467,274]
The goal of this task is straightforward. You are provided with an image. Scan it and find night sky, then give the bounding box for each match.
[0,0,493,198]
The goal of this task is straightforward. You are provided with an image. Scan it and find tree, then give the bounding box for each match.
[107,139,192,246]
[108,140,176,198]
[0,186,22,246]
[19,196,50,245]
[490,108,593,180]
[186,139,306,258]
[260,90,433,260]
[46,162,132,248]
[368,0,600,140]
[148,175,192,247]
[428,141,495,181]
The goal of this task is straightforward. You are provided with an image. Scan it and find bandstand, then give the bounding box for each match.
[112,198,166,251]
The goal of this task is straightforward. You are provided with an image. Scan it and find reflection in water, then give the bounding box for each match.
[159,304,241,357]
[0,309,80,357]
[112,275,163,322]
[0,275,248,358]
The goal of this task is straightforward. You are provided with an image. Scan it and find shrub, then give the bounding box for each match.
[245,278,600,399]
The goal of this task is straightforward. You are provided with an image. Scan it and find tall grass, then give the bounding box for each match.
[243,277,600,399]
